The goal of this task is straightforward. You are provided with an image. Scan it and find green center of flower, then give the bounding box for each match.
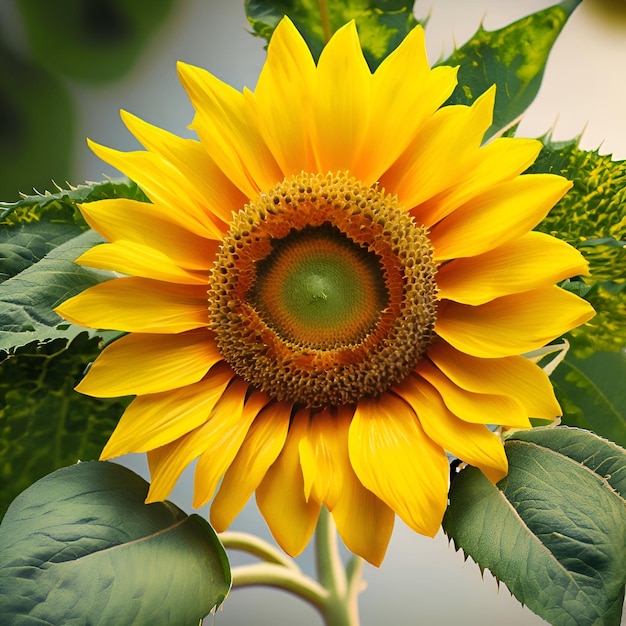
[250,224,388,350]
[208,172,438,408]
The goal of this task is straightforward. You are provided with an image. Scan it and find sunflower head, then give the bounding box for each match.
[56,17,594,566]
[209,171,438,407]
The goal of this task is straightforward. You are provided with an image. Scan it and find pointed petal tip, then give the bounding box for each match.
[119,109,143,130]
[208,509,229,534]
[176,60,201,86]
[481,464,508,484]
[98,448,112,462]
[74,377,100,398]
[99,440,121,462]
[272,14,298,35]
[176,59,190,73]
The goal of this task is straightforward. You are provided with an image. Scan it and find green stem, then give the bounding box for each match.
[231,563,328,612]
[317,0,332,43]
[220,531,300,572]
[315,508,362,626]
[222,512,363,626]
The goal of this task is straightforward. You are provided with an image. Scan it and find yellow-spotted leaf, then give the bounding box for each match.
[530,138,626,354]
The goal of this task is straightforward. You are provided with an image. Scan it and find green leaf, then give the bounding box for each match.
[443,427,626,626]
[530,139,626,353]
[552,351,626,448]
[0,178,149,226]
[0,179,150,352]
[16,0,175,83]
[0,179,151,513]
[0,333,127,518]
[0,229,110,352]
[0,461,230,624]
[245,0,420,70]
[518,427,626,498]
[0,221,84,283]
[440,0,581,139]
[531,139,626,283]
[0,42,73,202]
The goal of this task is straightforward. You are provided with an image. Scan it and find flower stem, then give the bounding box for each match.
[231,563,328,612]
[220,530,300,571]
[317,0,332,43]
[315,507,362,626]
[222,512,363,626]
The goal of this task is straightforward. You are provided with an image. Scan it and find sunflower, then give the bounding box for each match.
[56,18,594,566]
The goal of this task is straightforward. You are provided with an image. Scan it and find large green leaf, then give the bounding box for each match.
[0,229,109,351]
[443,427,626,626]
[0,179,149,351]
[0,333,127,518]
[440,0,581,139]
[0,461,230,624]
[530,139,626,354]
[245,0,420,70]
[0,220,84,283]
[16,0,174,83]
[552,351,626,448]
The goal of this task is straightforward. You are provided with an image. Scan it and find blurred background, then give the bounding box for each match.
[1,1,625,624]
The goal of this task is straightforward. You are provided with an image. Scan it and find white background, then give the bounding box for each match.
[4,1,625,624]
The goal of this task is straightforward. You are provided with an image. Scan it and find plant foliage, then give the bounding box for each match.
[0,461,231,624]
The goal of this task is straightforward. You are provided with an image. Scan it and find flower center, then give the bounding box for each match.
[208,172,438,407]
[249,224,388,350]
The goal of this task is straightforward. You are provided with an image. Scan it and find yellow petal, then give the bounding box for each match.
[256,410,321,557]
[394,375,508,483]
[415,137,542,228]
[178,62,282,199]
[253,17,316,176]
[429,340,562,419]
[349,393,449,537]
[79,198,218,271]
[210,400,292,531]
[76,240,208,284]
[87,140,224,239]
[299,406,349,507]
[437,231,590,305]
[55,277,209,334]
[120,110,245,226]
[415,360,530,428]
[193,388,269,507]
[436,286,595,358]
[101,363,234,459]
[310,21,371,174]
[298,405,395,565]
[430,174,572,260]
[382,87,495,213]
[145,378,251,504]
[358,26,457,183]
[77,329,222,398]
[331,475,395,567]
